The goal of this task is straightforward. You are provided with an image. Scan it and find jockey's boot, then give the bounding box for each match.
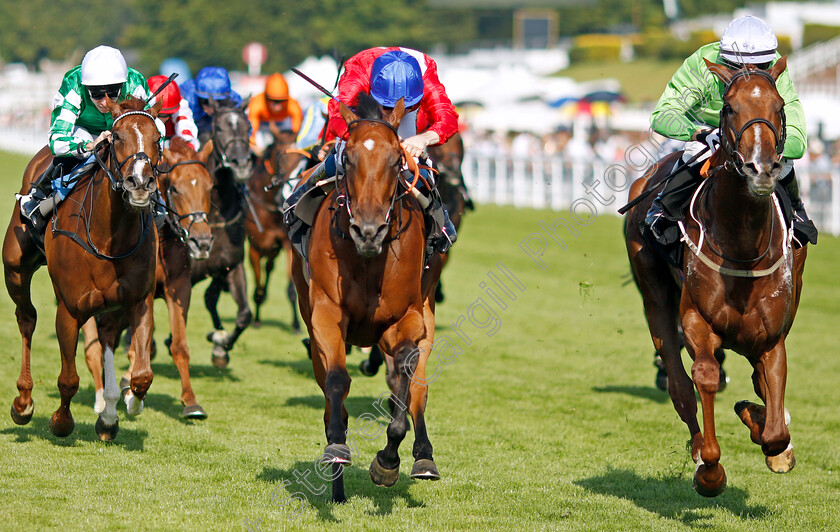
[405,169,458,254]
[283,155,336,253]
[643,161,704,246]
[780,168,818,247]
[15,159,66,229]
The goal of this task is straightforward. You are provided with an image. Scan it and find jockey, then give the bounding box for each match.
[247,72,304,155]
[645,15,817,248]
[16,45,153,229]
[188,66,244,139]
[296,96,330,153]
[283,47,460,255]
[148,75,200,151]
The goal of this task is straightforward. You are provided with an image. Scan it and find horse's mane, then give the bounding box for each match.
[167,136,195,160]
[115,95,147,113]
[353,92,382,120]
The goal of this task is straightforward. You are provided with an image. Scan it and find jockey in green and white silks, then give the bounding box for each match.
[645,15,817,249]
[17,45,158,228]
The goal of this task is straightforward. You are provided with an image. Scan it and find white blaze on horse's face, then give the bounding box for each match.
[364,139,375,151]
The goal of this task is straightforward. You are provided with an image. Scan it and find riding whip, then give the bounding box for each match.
[145,72,179,107]
[290,68,347,107]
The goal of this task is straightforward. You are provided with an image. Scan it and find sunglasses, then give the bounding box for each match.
[88,85,122,101]
[266,97,288,105]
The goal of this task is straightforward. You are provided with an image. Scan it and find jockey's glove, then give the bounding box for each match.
[694,128,720,153]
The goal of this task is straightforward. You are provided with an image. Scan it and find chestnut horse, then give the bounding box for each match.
[291,94,443,502]
[359,131,468,377]
[624,58,806,496]
[245,127,306,331]
[191,101,255,367]
[3,96,163,440]
[81,136,215,418]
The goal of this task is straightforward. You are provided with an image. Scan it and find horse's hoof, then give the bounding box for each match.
[119,377,131,400]
[183,404,208,419]
[207,329,227,346]
[124,392,144,416]
[93,389,106,414]
[211,353,229,369]
[49,411,74,437]
[717,367,729,392]
[693,463,727,497]
[369,456,399,487]
[322,443,352,465]
[653,355,667,391]
[95,415,119,441]
[252,320,262,329]
[410,459,441,481]
[766,443,795,473]
[359,359,379,377]
[10,401,34,425]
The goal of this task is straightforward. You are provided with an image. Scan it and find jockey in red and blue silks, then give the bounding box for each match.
[284,47,460,255]
[148,75,200,151]
[186,66,244,140]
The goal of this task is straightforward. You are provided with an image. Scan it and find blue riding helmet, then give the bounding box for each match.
[370,51,424,108]
[195,66,233,100]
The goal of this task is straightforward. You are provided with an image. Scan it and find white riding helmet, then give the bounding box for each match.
[81,45,128,86]
[720,15,778,66]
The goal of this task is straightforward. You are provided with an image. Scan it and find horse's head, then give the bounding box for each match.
[339,93,406,258]
[106,96,164,209]
[705,57,788,196]
[209,98,255,182]
[160,137,215,260]
[261,127,300,190]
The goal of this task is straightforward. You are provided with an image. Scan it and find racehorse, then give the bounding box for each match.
[3,96,164,440]
[359,131,469,377]
[191,100,255,367]
[245,126,306,332]
[81,136,215,418]
[624,58,806,496]
[290,93,444,502]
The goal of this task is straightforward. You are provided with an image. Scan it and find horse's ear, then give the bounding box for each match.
[197,139,214,163]
[388,98,405,130]
[768,56,787,81]
[705,57,734,85]
[340,101,358,125]
[149,96,164,118]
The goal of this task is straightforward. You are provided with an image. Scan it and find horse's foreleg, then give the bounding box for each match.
[370,309,427,487]
[50,301,80,437]
[408,299,439,480]
[683,309,726,497]
[165,277,206,419]
[248,245,265,324]
[204,276,229,367]
[81,317,105,414]
[220,263,252,350]
[738,342,793,473]
[125,293,155,415]
[309,303,350,503]
[285,244,300,333]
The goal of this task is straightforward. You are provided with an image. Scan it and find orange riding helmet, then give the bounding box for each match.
[148,75,182,115]
[265,73,289,100]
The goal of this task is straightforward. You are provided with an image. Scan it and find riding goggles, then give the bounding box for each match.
[88,84,122,101]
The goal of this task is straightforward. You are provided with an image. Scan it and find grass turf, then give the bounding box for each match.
[0,149,838,530]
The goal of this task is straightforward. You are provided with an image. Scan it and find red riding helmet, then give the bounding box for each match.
[148,75,182,115]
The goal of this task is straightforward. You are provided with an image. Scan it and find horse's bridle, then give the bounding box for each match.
[338,118,405,228]
[94,110,164,190]
[211,107,252,169]
[56,109,160,261]
[160,159,210,244]
[718,69,786,176]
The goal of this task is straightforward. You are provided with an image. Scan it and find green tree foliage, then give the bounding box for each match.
[1,0,476,75]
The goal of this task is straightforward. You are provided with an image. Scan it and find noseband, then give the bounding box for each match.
[160,159,210,244]
[718,69,786,176]
[93,110,163,191]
